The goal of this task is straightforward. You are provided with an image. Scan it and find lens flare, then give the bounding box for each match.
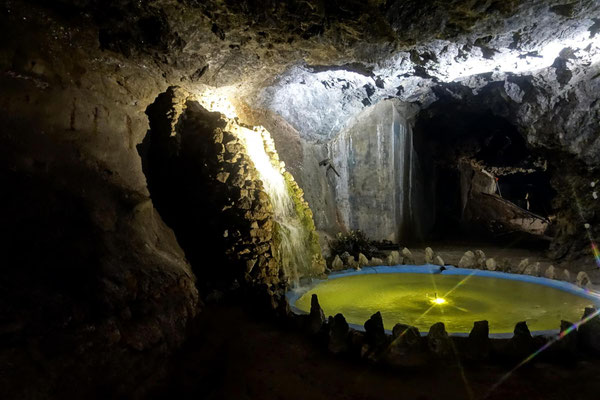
[592,242,600,268]
[485,308,600,399]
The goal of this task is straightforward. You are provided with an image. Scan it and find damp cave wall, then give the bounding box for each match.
[246,99,435,244]
[329,99,431,242]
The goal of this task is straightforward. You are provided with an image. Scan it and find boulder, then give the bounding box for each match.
[466,320,491,360]
[458,251,477,269]
[364,311,387,348]
[401,247,414,264]
[384,324,425,367]
[544,265,556,279]
[358,253,369,267]
[434,255,445,267]
[347,256,359,270]
[576,271,591,288]
[328,314,350,354]
[517,258,530,274]
[392,323,421,343]
[369,257,384,266]
[339,251,352,264]
[579,307,600,354]
[385,254,394,266]
[424,247,435,264]
[307,294,325,334]
[507,321,534,359]
[331,255,344,271]
[561,269,572,282]
[499,259,513,273]
[523,262,540,277]
[474,249,486,268]
[388,250,401,265]
[556,320,578,356]
[485,258,498,271]
[348,330,366,357]
[427,322,453,357]
[276,297,291,319]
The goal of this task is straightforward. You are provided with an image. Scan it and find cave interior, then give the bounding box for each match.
[1,0,600,399]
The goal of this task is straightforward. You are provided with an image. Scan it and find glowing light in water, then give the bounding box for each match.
[432,297,447,305]
[592,242,600,268]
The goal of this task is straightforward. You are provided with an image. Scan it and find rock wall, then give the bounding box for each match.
[329,99,426,242]
[0,95,199,398]
[0,5,201,397]
[141,88,325,296]
[236,105,342,237]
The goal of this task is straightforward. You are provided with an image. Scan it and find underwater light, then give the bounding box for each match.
[432,297,447,305]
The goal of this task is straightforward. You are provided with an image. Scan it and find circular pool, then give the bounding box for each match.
[290,266,600,335]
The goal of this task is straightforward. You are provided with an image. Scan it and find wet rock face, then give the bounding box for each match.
[140,89,280,293]
[140,87,324,295]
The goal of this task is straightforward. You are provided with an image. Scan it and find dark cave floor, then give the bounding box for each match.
[155,304,600,400]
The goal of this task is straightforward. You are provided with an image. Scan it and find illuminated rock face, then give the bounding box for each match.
[140,88,324,293]
[330,100,425,242]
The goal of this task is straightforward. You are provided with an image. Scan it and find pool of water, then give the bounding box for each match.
[292,269,599,334]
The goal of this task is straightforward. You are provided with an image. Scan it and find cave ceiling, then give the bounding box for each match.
[4,0,600,165]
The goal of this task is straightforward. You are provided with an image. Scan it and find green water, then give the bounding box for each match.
[294,273,597,334]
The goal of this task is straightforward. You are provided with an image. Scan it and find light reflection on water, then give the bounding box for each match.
[295,273,597,333]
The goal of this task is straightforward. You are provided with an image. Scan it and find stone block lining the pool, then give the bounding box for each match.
[289,266,600,335]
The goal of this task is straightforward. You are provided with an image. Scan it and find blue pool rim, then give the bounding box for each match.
[286,264,600,339]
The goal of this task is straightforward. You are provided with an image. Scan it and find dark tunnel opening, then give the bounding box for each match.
[413,105,556,247]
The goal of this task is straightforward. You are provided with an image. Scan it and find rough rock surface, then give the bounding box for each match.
[523,262,541,277]
[466,321,491,361]
[485,258,498,271]
[328,314,350,354]
[401,247,414,264]
[458,251,477,269]
[369,257,384,266]
[424,247,435,264]
[308,294,326,335]
[474,250,486,268]
[544,265,556,279]
[364,311,387,349]
[576,271,592,287]
[358,253,369,267]
[385,324,424,367]
[517,258,530,274]
[388,250,401,265]
[434,256,445,267]
[507,321,534,359]
[427,322,453,358]
[579,308,600,354]
[331,255,344,271]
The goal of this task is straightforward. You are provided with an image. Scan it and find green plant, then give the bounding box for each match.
[329,230,378,259]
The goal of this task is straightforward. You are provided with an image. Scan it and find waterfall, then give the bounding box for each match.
[238,126,313,287]
[393,105,414,241]
[329,100,420,242]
